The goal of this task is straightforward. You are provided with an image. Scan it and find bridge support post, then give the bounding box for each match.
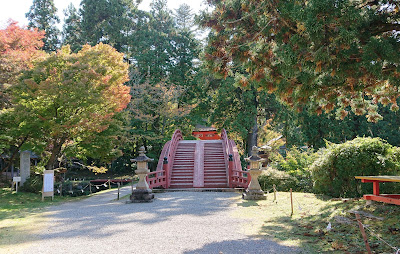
[163,157,169,188]
[243,146,266,200]
[129,147,154,203]
[228,154,234,188]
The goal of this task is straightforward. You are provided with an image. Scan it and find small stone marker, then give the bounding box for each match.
[20,150,31,186]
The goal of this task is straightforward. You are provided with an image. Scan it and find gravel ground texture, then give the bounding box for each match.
[19,187,302,254]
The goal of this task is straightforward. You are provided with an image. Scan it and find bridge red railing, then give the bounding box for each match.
[147,129,183,189]
[146,141,170,189]
[221,129,249,188]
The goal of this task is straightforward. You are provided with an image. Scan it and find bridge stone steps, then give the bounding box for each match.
[203,141,228,188]
[169,142,196,188]
[168,140,228,188]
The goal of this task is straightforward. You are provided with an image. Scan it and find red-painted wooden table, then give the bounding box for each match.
[355,176,400,205]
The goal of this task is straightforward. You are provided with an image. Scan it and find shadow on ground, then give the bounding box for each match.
[9,191,238,244]
[184,238,300,254]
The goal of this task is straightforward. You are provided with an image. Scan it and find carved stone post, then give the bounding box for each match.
[242,146,266,200]
[20,151,31,186]
[129,146,154,203]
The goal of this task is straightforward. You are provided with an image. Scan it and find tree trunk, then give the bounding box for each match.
[246,88,259,155]
[46,139,64,170]
[247,116,258,155]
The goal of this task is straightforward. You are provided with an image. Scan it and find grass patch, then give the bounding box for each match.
[233,191,400,253]
[0,188,81,220]
[0,188,88,253]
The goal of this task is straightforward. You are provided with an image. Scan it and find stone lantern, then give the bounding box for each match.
[129,146,154,203]
[243,146,266,200]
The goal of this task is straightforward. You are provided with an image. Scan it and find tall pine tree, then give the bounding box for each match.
[62,4,83,53]
[26,0,60,52]
[80,0,136,52]
[201,0,400,122]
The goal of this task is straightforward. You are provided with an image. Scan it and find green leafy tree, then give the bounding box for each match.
[207,73,280,154]
[9,43,130,170]
[131,0,176,83]
[169,4,201,103]
[201,0,400,122]
[79,0,136,52]
[174,4,194,30]
[62,4,83,53]
[127,69,194,156]
[26,0,60,52]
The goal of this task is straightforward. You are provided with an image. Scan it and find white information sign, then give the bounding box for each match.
[13,176,21,192]
[42,170,54,201]
[43,172,54,192]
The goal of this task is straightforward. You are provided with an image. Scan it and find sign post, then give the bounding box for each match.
[42,170,54,201]
[13,177,21,193]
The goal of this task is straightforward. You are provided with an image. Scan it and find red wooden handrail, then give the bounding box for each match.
[146,130,183,189]
[146,140,171,189]
[166,129,183,188]
[221,129,249,188]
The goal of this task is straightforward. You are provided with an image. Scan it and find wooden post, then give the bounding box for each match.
[163,157,169,188]
[131,175,134,193]
[273,184,277,202]
[290,188,293,216]
[89,182,92,194]
[108,179,111,190]
[228,154,234,188]
[59,183,62,196]
[117,182,120,200]
[355,214,372,254]
[372,181,380,195]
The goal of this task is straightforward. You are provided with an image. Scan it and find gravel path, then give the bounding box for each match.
[20,187,301,254]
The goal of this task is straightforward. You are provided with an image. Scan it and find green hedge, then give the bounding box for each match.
[310,137,400,197]
[263,147,315,192]
[259,168,302,192]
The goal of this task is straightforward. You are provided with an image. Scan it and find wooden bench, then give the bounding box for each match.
[355,176,400,205]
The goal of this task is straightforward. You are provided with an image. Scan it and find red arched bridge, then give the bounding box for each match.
[146,129,250,189]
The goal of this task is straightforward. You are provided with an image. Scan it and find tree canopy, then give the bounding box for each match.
[8,43,130,169]
[26,0,60,52]
[201,0,400,122]
[80,0,136,52]
[0,21,45,106]
[62,4,83,53]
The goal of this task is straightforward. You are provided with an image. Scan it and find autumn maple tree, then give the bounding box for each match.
[0,21,45,94]
[201,0,400,122]
[8,43,130,170]
[0,21,46,167]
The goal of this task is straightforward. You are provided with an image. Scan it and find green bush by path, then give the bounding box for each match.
[260,147,316,192]
[311,137,400,197]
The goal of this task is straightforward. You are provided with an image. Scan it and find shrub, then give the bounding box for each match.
[258,168,300,192]
[310,137,400,197]
[20,173,43,193]
[268,147,316,192]
[59,180,92,196]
